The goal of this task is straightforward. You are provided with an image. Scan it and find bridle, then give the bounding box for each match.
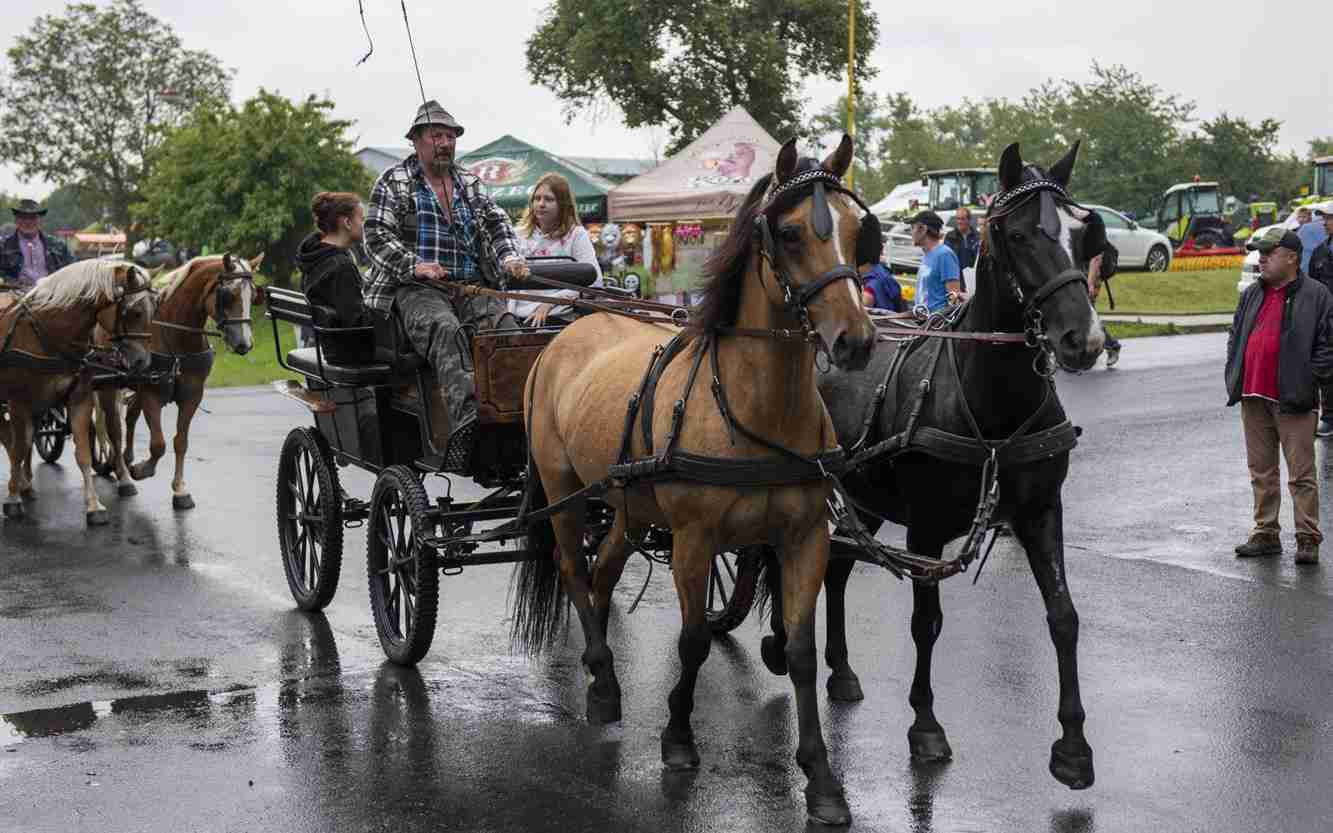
[752,168,878,339]
[984,177,1091,367]
[152,257,256,339]
[99,277,155,345]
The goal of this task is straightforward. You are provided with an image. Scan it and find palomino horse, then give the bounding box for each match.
[0,260,155,524]
[512,136,876,824]
[101,253,265,509]
[760,142,1103,791]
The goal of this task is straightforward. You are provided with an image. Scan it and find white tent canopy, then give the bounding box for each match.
[870,181,928,221]
[608,107,781,223]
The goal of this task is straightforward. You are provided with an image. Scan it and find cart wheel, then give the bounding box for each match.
[707,547,762,634]
[277,428,344,611]
[34,407,67,463]
[367,465,439,665]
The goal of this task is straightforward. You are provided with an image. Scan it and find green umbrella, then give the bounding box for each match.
[455,135,614,222]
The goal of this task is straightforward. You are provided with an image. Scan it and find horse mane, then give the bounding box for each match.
[689,159,824,338]
[24,259,144,312]
[160,254,252,305]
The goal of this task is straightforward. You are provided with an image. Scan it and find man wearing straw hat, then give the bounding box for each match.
[1,198,73,289]
[363,100,529,466]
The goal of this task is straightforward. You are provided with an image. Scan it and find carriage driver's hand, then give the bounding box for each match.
[414,261,448,284]
[504,257,530,281]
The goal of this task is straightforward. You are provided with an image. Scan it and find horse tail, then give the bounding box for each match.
[751,546,781,620]
[510,349,566,655]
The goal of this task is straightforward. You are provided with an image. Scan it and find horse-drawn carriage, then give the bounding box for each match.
[266,257,765,664]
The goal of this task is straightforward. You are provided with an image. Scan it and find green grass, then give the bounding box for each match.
[1103,320,1224,339]
[207,304,300,388]
[1095,268,1239,315]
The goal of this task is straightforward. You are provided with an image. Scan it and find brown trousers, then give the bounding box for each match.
[1241,398,1322,542]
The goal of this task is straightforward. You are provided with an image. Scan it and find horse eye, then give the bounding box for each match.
[779,225,801,244]
[1008,231,1025,243]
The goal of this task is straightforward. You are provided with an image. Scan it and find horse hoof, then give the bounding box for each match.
[1050,738,1094,789]
[660,730,700,771]
[826,671,865,702]
[117,482,138,497]
[86,509,110,526]
[20,488,36,501]
[172,494,195,511]
[586,691,622,725]
[760,635,788,676]
[805,785,852,826]
[2,501,24,520]
[908,727,953,762]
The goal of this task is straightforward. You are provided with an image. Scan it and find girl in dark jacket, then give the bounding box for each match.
[296,192,371,362]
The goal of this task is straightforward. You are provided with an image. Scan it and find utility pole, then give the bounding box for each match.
[846,0,856,189]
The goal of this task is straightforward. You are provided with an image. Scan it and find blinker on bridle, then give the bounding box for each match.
[985,178,1089,325]
[753,168,878,336]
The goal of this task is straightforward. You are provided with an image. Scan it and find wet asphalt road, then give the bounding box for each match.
[3,332,1333,833]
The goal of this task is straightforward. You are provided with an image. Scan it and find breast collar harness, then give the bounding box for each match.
[753,168,876,339]
[984,178,1090,361]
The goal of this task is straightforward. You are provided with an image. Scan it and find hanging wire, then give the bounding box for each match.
[354,0,374,66]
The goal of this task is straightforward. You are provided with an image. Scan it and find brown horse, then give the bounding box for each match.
[0,260,155,524]
[511,137,876,825]
[100,253,265,509]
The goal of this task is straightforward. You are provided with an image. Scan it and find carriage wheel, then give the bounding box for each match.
[706,547,763,634]
[277,428,344,611]
[34,407,67,463]
[367,465,439,666]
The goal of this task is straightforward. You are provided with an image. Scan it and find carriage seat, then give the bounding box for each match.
[267,287,426,386]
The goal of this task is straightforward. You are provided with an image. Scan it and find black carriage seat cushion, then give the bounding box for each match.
[285,347,423,386]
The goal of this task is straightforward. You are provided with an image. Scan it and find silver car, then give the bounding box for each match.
[1084,205,1173,272]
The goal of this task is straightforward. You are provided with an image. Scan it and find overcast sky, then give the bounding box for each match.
[3,0,1329,197]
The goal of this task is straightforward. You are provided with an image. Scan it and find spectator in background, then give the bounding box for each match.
[944,207,981,277]
[0,198,72,288]
[1225,227,1333,565]
[910,210,961,312]
[1297,204,1329,275]
[860,235,905,312]
[1309,205,1333,437]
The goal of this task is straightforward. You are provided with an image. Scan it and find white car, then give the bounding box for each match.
[1084,205,1173,272]
[887,205,1172,274]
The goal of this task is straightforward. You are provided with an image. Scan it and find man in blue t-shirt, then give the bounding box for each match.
[859,235,905,312]
[911,210,961,312]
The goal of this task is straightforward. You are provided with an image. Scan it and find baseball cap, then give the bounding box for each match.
[1313,202,1333,218]
[1246,225,1303,255]
[909,210,943,232]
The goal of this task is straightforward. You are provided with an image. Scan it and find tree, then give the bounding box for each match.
[41,183,103,232]
[811,92,896,202]
[0,0,230,237]
[526,0,878,153]
[134,91,371,286]
[1180,114,1284,203]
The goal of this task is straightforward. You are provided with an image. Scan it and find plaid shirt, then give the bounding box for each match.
[363,154,521,315]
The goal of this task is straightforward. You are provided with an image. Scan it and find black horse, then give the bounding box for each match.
[757,141,1102,791]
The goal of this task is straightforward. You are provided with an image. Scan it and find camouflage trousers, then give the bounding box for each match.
[394,284,505,426]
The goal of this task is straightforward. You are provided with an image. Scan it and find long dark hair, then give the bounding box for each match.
[689,161,821,338]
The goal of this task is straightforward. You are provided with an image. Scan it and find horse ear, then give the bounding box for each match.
[821,134,854,180]
[1048,140,1081,189]
[249,252,265,270]
[775,137,798,184]
[223,252,233,273]
[999,143,1023,191]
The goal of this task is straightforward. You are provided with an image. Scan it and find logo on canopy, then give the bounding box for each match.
[467,156,529,186]
[688,142,758,188]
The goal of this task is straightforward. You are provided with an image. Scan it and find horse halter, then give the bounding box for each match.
[212,259,255,329]
[985,178,1090,352]
[101,272,154,344]
[753,168,879,336]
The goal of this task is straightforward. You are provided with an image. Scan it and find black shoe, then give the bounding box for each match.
[442,414,479,473]
[1317,418,1333,438]
[1234,533,1282,558]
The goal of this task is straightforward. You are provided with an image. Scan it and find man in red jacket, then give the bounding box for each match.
[1226,227,1333,564]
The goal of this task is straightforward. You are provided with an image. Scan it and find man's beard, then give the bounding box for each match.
[426,152,453,179]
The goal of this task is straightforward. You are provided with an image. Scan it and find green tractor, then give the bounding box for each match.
[1288,155,1333,210]
[1233,201,1279,244]
[921,167,999,215]
[1147,180,1236,250]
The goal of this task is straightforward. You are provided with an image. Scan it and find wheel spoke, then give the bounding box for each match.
[720,552,738,584]
[711,560,729,608]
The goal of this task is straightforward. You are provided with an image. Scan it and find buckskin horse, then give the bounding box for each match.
[758,141,1103,791]
[102,253,265,509]
[0,260,155,525]
[512,136,877,824]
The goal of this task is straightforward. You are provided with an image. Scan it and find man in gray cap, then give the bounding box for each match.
[1226,226,1333,564]
[1,198,73,288]
[363,100,529,468]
